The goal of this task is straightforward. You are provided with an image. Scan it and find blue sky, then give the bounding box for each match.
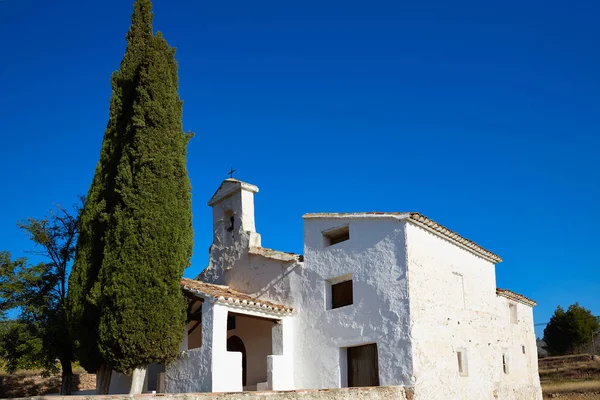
[0,0,598,337]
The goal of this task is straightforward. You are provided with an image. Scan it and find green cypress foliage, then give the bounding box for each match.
[68,0,193,374]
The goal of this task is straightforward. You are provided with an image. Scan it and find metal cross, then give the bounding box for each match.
[228,168,236,178]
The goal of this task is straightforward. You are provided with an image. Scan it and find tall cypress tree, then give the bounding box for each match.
[68,0,193,392]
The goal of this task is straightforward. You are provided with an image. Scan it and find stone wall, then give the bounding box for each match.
[11,386,413,400]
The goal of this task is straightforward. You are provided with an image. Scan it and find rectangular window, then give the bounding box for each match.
[323,225,350,247]
[332,279,353,309]
[509,303,518,324]
[502,352,509,374]
[456,348,468,376]
[522,345,526,354]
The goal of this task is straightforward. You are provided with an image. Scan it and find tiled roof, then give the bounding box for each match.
[180,278,294,314]
[302,212,502,263]
[496,288,537,307]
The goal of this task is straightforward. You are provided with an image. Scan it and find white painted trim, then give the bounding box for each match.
[213,299,289,319]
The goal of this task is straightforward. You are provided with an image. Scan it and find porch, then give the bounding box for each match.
[165,279,295,393]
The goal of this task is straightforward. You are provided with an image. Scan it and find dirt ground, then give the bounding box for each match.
[0,372,95,398]
[541,355,600,399]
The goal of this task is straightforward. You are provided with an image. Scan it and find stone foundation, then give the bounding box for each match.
[11,386,413,400]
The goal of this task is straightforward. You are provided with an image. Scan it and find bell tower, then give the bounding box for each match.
[207,178,260,248]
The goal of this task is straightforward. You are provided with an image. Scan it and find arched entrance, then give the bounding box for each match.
[227,335,247,386]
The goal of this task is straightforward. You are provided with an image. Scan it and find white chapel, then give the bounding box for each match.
[119,178,543,399]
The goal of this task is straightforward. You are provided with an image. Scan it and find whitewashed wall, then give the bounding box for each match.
[203,204,413,390]
[165,301,218,393]
[405,222,542,400]
[291,217,413,389]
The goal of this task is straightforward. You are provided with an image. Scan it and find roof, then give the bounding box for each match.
[249,246,303,262]
[496,288,537,307]
[302,212,502,263]
[180,278,294,315]
[208,178,259,206]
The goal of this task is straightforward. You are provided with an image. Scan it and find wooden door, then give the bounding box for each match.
[347,343,380,387]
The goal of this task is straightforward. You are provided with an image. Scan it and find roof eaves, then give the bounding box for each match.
[180,278,294,315]
[302,212,410,220]
[407,213,502,264]
[496,288,537,307]
[207,179,259,206]
[248,246,303,263]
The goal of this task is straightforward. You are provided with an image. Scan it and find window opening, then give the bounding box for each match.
[323,225,350,247]
[456,348,468,376]
[509,303,518,324]
[331,279,353,309]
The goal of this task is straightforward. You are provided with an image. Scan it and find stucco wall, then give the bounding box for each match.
[405,222,542,400]
[293,218,413,389]
[207,215,413,390]
[165,301,218,393]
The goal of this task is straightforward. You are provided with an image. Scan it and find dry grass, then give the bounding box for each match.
[540,355,600,383]
[543,380,600,393]
[0,364,86,377]
[541,355,600,398]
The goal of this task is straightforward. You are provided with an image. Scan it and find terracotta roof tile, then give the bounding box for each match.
[180,278,293,314]
[496,288,537,307]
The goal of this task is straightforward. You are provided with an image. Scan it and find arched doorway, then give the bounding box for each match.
[227,335,247,386]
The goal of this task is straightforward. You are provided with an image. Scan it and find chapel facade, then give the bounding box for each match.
[145,178,541,399]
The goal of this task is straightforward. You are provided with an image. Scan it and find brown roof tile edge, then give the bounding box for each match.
[407,213,502,264]
[180,278,294,314]
[496,288,537,307]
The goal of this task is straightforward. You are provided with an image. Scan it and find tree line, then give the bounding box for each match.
[0,0,193,394]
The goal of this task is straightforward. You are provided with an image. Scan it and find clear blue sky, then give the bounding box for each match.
[1,0,598,337]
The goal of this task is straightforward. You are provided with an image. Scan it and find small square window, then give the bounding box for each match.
[502,352,509,374]
[509,303,518,324]
[331,280,353,309]
[323,225,350,247]
[456,348,468,376]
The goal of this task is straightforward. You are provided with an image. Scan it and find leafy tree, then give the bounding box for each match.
[544,303,600,356]
[0,204,80,394]
[68,0,193,393]
[0,318,46,374]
